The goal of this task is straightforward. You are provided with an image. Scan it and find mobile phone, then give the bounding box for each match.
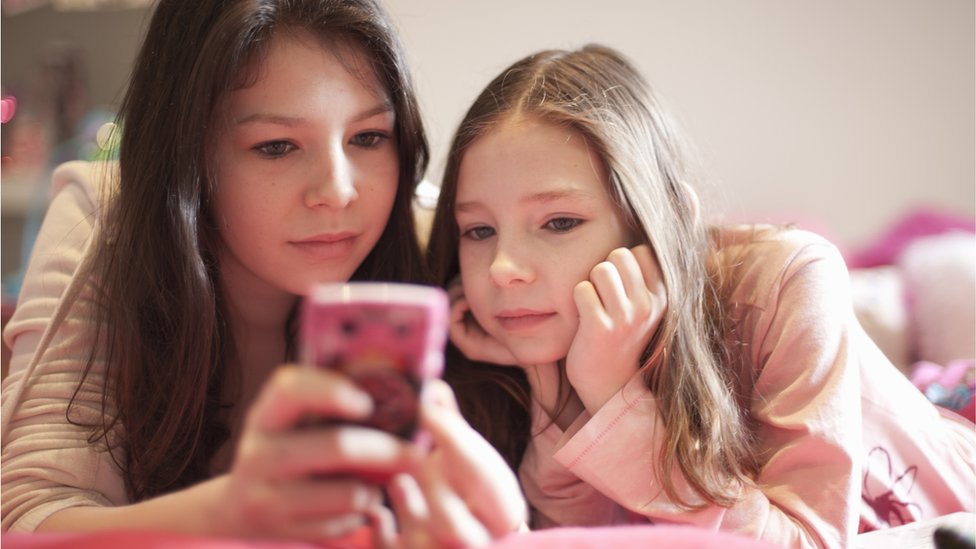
[300,282,449,439]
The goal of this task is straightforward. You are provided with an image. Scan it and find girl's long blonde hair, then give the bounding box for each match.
[428,44,758,509]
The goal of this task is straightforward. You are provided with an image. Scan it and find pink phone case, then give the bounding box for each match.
[300,282,449,439]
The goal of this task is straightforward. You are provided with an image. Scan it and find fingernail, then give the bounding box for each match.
[345,387,374,415]
[421,379,450,407]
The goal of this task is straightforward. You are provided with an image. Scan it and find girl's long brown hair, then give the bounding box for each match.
[427,44,759,509]
[70,0,429,501]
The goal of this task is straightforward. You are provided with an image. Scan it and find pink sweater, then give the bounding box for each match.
[1,162,131,533]
[519,228,975,548]
[3,164,973,545]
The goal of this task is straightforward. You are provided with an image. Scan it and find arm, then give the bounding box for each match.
[33,367,415,542]
[5,346,417,540]
[552,239,861,548]
[3,161,102,383]
[2,161,118,532]
[1,164,417,540]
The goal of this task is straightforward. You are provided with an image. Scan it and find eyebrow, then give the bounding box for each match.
[234,103,393,127]
[455,188,596,213]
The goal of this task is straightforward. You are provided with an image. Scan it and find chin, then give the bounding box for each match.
[509,345,566,367]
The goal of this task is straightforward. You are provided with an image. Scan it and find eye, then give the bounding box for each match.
[350,131,389,149]
[544,217,583,233]
[254,140,296,158]
[461,225,495,241]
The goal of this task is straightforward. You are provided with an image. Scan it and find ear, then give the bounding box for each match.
[679,181,701,226]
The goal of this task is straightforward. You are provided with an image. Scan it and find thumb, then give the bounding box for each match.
[423,379,460,414]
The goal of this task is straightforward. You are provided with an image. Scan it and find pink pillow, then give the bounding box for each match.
[2,526,780,549]
[846,209,975,269]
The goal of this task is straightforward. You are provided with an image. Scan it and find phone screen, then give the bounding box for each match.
[300,283,449,439]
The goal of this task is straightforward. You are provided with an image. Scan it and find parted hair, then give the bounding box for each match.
[72,0,429,501]
[427,44,759,509]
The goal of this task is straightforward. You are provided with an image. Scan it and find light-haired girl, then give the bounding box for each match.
[427,44,975,548]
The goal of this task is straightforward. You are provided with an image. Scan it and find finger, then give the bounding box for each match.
[447,303,518,366]
[605,247,653,317]
[279,477,384,520]
[419,381,470,445]
[607,247,650,298]
[417,460,492,547]
[448,308,481,353]
[238,478,381,527]
[630,244,666,296]
[446,275,465,302]
[449,290,472,326]
[387,473,435,549]
[448,290,486,345]
[289,512,369,542]
[240,514,368,542]
[572,281,601,336]
[422,378,459,412]
[630,246,667,326]
[248,366,373,433]
[238,425,417,481]
[587,260,629,321]
[225,478,378,542]
[366,501,399,549]
[420,380,527,537]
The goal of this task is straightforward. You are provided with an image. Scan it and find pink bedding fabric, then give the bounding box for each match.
[910,360,976,423]
[0,525,779,549]
[845,208,975,269]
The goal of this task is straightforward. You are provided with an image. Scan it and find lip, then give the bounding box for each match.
[291,232,357,260]
[496,308,556,331]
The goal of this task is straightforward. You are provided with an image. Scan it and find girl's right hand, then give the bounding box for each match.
[387,380,528,548]
[209,366,418,542]
[565,245,666,414]
[447,277,518,366]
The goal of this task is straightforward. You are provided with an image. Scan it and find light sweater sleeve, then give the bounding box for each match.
[1,161,128,533]
[519,398,634,528]
[539,233,860,548]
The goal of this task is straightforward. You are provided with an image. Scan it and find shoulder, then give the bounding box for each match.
[51,160,119,209]
[716,226,861,386]
[714,225,855,344]
[715,224,848,290]
[2,163,114,377]
[715,224,844,262]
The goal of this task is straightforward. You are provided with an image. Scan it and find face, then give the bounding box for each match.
[455,116,632,365]
[209,33,399,303]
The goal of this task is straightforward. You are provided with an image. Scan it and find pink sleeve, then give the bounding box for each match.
[3,161,101,378]
[1,161,127,532]
[551,239,860,549]
[519,404,625,528]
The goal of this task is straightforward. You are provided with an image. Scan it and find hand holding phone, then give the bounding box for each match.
[300,282,449,439]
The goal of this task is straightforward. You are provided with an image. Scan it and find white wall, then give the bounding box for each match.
[389,0,975,249]
[2,1,973,250]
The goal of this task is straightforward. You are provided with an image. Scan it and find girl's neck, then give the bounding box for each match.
[211,261,298,474]
[218,253,298,340]
[218,258,298,377]
[525,361,585,431]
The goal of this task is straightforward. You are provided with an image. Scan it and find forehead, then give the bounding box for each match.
[215,33,395,128]
[225,31,388,110]
[456,115,611,204]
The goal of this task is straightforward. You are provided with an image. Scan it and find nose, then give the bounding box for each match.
[305,148,358,208]
[488,237,535,287]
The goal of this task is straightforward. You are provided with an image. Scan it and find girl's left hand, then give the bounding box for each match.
[447,276,519,366]
[387,380,527,548]
[565,245,667,414]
